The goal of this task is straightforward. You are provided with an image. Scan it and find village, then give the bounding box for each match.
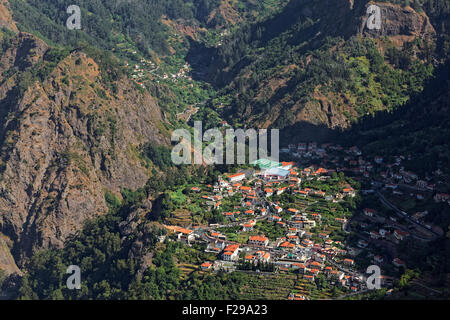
[161,142,448,300]
[125,54,193,89]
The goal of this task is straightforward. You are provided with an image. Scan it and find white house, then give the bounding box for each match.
[227,173,246,182]
[248,235,269,247]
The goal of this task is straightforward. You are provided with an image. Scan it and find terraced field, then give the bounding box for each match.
[177,263,198,281]
[166,208,192,226]
[238,274,298,300]
[389,273,449,299]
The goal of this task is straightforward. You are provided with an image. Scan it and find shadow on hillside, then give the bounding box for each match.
[279,121,341,144]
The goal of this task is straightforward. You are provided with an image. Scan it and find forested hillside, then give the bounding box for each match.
[9,0,221,54]
[197,0,450,140]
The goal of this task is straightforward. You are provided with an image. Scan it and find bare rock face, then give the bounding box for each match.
[0,234,21,275]
[357,1,436,47]
[0,0,18,33]
[0,33,169,273]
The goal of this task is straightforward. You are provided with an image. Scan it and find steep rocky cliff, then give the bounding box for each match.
[0,32,169,273]
[357,1,436,48]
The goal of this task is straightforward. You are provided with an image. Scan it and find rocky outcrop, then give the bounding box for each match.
[357,2,436,48]
[0,33,169,273]
[0,234,20,275]
[0,0,18,33]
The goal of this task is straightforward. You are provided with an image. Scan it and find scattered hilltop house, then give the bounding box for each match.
[227,172,246,182]
[357,239,368,248]
[318,233,329,239]
[315,191,326,197]
[302,220,316,229]
[269,215,282,222]
[255,251,271,263]
[240,186,252,193]
[279,241,295,250]
[274,206,283,213]
[343,258,354,266]
[342,188,355,197]
[401,170,418,181]
[370,231,381,239]
[434,193,450,203]
[416,180,428,189]
[335,217,346,224]
[277,187,287,195]
[309,261,323,270]
[296,190,308,197]
[315,253,326,263]
[263,167,290,180]
[223,212,235,220]
[200,262,212,270]
[248,235,269,247]
[394,230,410,241]
[374,255,384,264]
[165,226,195,245]
[244,254,257,263]
[315,167,328,175]
[301,239,314,247]
[207,240,226,252]
[244,209,255,215]
[222,244,240,261]
[392,258,405,268]
[297,230,306,238]
[310,213,321,221]
[374,156,383,164]
[292,263,307,273]
[210,232,226,241]
[291,221,303,229]
[276,221,287,227]
[364,208,376,217]
[280,162,295,170]
[287,235,300,244]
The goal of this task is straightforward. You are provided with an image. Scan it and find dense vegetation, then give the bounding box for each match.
[198,0,448,135]
[9,0,224,55]
[1,0,450,300]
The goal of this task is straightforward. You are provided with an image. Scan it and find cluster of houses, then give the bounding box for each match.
[161,142,446,298]
[127,54,193,88]
[162,159,383,295]
[127,58,157,88]
[161,63,192,83]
